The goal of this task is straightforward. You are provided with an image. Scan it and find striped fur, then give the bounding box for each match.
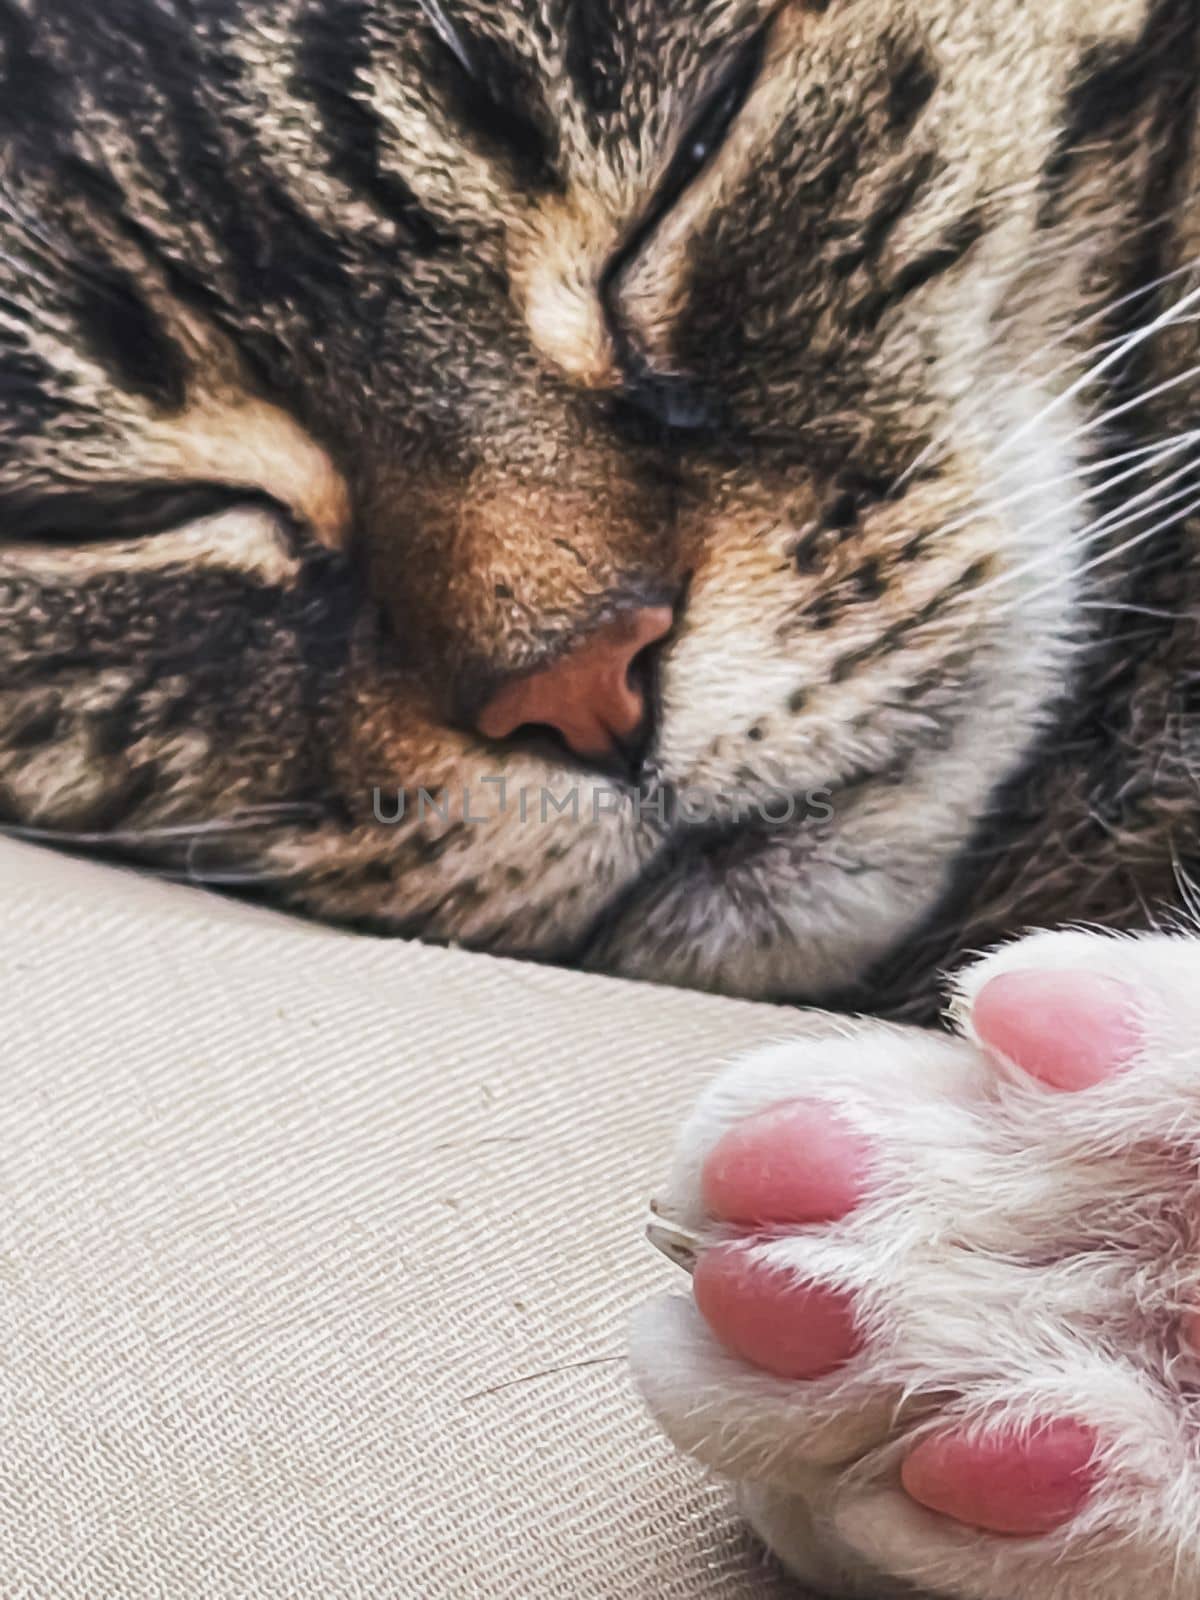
[1,0,1198,1013]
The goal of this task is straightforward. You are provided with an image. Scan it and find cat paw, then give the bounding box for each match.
[633,930,1200,1600]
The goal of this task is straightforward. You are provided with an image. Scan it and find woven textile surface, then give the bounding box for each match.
[0,839,818,1598]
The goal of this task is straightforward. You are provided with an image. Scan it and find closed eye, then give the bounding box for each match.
[597,24,768,418]
[601,24,769,319]
[648,26,768,228]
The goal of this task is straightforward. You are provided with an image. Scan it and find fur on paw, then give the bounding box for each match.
[633,930,1200,1600]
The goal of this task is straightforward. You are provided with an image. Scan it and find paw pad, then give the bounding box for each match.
[701,1098,873,1226]
[901,1417,1100,1537]
[972,969,1141,1092]
[694,1247,862,1380]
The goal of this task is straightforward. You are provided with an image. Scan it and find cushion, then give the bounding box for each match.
[0,837,817,1597]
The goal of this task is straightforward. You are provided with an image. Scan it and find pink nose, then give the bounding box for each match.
[476,605,675,762]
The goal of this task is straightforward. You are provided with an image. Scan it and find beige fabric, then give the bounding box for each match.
[0,838,816,1598]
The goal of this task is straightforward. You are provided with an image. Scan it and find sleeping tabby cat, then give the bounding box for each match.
[2,0,1199,1594]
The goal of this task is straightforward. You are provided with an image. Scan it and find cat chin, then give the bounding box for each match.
[585,873,949,1004]
[576,798,958,1004]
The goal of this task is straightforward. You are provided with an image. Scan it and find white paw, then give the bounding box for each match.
[633,929,1200,1600]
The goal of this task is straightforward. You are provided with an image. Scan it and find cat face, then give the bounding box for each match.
[0,0,1182,1000]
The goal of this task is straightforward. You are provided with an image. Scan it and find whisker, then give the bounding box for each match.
[992,483,1200,622]
[1078,601,1194,621]
[0,802,324,849]
[169,867,299,888]
[891,253,1200,493]
[888,428,1200,567]
[1050,485,1200,592]
[974,463,1200,617]
[984,282,1200,465]
[1059,362,1200,453]
[914,281,1200,515]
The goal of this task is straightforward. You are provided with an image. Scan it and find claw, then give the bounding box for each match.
[646,1200,701,1274]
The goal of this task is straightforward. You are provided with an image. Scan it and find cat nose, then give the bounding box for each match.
[476,604,675,766]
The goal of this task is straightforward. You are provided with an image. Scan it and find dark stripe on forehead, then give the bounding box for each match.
[124,12,363,308]
[0,344,67,438]
[0,9,190,410]
[0,0,62,134]
[79,5,269,311]
[69,262,190,411]
[564,0,626,117]
[1041,0,1199,203]
[422,6,562,190]
[884,41,938,137]
[293,0,445,253]
[19,0,358,365]
[848,207,984,332]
